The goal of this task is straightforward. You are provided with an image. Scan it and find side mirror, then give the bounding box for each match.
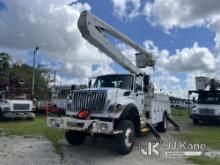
[192,96,196,103]
[143,86,148,93]
[71,85,76,90]
[143,75,149,93]
[88,80,92,88]
[143,75,149,86]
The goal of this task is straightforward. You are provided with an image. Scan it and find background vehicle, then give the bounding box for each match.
[49,84,87,113]
[170,99,194,109]
[0,79,35,119]
[48,11,178,154]
[189,77,220,124]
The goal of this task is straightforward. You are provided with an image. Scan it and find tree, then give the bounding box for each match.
[35,64,52,98]
[9,63,53,99]
[0,52,11,80]
[0,52,53,99]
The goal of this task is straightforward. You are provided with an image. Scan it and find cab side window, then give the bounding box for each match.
[135,77,142,92]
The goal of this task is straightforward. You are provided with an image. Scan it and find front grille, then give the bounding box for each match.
[73,91,107,112]
[199,108,214,115]
[13,104,30,111]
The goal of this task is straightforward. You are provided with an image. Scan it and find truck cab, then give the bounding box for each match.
[66,74,149,118]
[191,90,220,124]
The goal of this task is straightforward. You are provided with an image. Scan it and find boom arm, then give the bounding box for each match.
[77,11,155,75]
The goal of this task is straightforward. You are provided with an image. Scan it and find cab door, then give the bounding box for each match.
[134,76,144,113]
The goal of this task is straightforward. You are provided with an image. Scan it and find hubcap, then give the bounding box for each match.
[164,118,167,129]
[125,128,133,147]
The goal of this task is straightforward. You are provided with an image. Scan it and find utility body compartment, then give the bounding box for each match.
[144,93,170,125]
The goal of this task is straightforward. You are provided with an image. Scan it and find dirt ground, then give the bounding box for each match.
[0,122,193,165]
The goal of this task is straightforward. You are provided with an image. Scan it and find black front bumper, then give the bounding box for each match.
[191,114,220,122]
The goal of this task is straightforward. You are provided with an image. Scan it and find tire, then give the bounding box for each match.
[193,118,199,125]
[65,130,86,145]
[156,113,167,132]
[116,120,135,154]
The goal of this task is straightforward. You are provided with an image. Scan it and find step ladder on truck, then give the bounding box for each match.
[47,10,179,154]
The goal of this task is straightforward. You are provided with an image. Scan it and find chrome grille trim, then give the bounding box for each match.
[73,90,107,112]
[13,104,30,111]
[199,108,214,115]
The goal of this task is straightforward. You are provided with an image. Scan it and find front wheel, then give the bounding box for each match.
[65,130,86,145]
[116,120,135,154]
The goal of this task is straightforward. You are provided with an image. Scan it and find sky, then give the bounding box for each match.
[0,0,220,98]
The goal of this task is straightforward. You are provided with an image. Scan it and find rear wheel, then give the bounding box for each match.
[116,120,135,154]
[156,113,167,132]
[65,130,86,145]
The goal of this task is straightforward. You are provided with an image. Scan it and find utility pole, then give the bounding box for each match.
[32,47,39,99]
[54,70,56,87]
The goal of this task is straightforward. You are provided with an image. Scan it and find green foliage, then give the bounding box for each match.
[35,64,52,98]
[0,52,53,99]
[0,52,11,79]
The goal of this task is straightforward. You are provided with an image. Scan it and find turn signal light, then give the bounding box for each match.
[77,110,90,119]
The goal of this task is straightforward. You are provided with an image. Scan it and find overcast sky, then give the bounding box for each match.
[0,0,219,98]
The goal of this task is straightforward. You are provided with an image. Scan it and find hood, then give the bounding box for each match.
[77,88,132,105]
[79,88,131,97]
[7,99,33,104]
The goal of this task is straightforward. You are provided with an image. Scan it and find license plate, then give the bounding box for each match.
[67,122,84,128]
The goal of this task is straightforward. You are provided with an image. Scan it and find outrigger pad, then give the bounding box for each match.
[167,115,180,131]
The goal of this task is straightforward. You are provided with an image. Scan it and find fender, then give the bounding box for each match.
[119,103,141,135]
[119,103,139,119]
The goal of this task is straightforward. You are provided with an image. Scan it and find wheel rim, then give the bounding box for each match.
[164,118,167,129]
[125,128,133,147]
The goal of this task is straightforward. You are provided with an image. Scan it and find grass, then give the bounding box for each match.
[188,156,220,165]
[179,125,220,149]
[0,116,64,157]
[171,107,190,120]
[171,108,220,164]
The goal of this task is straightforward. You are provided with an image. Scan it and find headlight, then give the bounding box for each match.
[100,123,108,132]
[107,104,124,113]
[192,108,197,114]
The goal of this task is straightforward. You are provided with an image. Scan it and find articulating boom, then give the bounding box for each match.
[77,10,155,75]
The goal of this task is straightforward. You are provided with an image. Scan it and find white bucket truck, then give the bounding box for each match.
[189,77,220,124]
[48,11,179,154]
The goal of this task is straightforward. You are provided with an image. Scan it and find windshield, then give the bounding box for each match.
[93,75,133,90]
[198,94,220,104]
